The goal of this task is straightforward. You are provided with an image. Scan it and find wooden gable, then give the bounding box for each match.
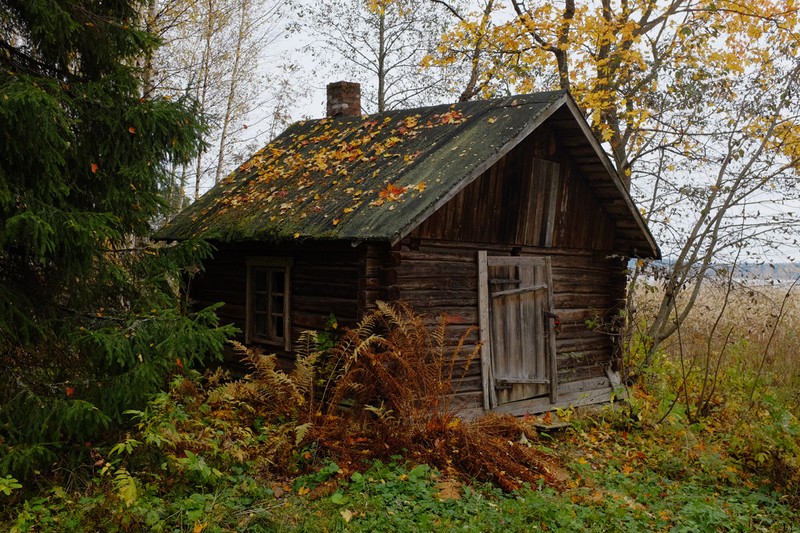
[409,122,615,252]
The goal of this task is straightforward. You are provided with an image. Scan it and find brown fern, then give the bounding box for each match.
[195,303,567,491]
[309,301,566,491]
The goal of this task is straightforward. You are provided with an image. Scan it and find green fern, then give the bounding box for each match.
[112,468,140,508]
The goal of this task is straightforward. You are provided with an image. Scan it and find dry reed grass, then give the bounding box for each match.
[632,279,800,412]
[630,279,800,500]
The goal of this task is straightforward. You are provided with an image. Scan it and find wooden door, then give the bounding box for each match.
[478,252,558,408]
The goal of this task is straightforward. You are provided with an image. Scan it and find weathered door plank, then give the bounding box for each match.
[479,254,557,406]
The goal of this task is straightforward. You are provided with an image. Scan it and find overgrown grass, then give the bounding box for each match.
[3,295,800,531]
[629,280,800,504]
[7,408,797,532]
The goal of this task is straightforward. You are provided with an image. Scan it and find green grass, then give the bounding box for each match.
[5,288,800,532]
[6,412,798,532]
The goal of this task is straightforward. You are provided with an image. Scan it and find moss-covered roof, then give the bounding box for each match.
[156,91,659,258]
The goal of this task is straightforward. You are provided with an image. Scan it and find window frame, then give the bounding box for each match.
[245,257,292,350]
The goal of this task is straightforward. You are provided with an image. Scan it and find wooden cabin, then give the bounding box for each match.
[157,82,660,416]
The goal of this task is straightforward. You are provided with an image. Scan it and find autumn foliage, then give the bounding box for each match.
[307,301,568,491]
[102,302,568,496]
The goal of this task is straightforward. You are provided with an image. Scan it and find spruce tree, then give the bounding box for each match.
[0,0,235,478]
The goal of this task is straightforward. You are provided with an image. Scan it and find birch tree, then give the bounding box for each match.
[143,0,298,205]
[303,0,465,112]
[429,0,800,358]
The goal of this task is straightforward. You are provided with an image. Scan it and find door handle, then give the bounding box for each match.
[544,311,561,334]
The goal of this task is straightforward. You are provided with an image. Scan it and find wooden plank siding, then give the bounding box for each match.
[412,126,615,252]
[388,241,626,411]
[190,241,363,362]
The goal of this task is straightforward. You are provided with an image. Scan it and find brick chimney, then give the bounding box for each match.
[326,81,361,117]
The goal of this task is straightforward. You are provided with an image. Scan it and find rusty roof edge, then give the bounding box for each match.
[560,95,661,259]
[389,91,569,246]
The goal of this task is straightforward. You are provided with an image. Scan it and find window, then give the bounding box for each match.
[246,257,291,349]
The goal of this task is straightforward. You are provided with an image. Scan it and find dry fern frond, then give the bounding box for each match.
[203,303,566,492]
[294,422,312,446]
[227,340,315,420]
[290,347,319,402]
[308,301,569,492]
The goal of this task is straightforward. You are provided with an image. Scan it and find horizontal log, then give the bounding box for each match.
[558,364,607,382]
[552,265,613,277]
[293,284,358,299]
[553,293,613,308]
[557,349,612,369]
[552,281,612,294]
[552,308,605,322]
[292,311,357,329]
[398,250,477,263]
[556,329,613,341]
[447,391,484,412]
[389,277,478,291]
[399,295,479,308]
[558,376,610,394]
[395,261,476,278]
[359,276,384,289]
[451,377,483,394]
[293,295,357,315]
[294,266,359,278]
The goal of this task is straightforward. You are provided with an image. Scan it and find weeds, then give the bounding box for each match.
[5,295,800,531]
[630,279,800,500]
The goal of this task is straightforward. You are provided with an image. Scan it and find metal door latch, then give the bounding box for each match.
[544,311,561,334]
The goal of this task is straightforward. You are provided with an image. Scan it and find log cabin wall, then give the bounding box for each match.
[190,241,363,361]
[392,123,628,407]
[187,120,629,411]
[387,244,485,409]
[388,241,625,410]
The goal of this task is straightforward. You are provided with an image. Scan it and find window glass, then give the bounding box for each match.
[255,292,267,312]
[247,259,290,347]
[272,270,285,293]
[255,268,268,291]
[254,313,267,336]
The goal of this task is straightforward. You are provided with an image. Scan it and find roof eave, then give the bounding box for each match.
[561,96,661,259]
